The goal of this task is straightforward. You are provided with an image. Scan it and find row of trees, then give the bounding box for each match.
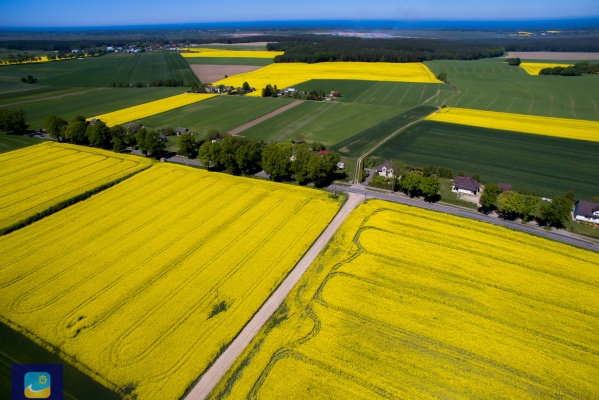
[539,61,599,76]
[0,109,28,134]
[196,137,340,185]
[112,79,191,88]
[267,36,506,63]
[0,52,44,65]
[45,115,165,157]
[480,183,575,227]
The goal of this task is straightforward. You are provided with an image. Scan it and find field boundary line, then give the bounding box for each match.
[183,193,364,400]
[0,87,106,107]
[227,100,303,135]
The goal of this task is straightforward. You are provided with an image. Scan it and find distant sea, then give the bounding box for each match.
[2,18,599,32]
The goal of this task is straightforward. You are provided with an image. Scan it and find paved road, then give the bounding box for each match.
[184,193,364,400]
[336,184,599,253]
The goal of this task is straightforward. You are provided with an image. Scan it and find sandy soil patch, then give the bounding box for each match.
[504,52,599,60]
[191,65,263,84]
[206,42,271,47]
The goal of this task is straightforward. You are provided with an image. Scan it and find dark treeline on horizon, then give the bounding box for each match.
[2,34,599,63]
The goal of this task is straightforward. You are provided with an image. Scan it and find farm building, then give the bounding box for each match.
[453,176,480,195]
[573,200,599,223]
[498,182,512,192]
[376,161,395,178]
[176,127,189,136]
[318,149,333,156]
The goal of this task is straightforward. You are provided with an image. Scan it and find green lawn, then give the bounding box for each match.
[0,322,120,400]
[2,87,185,130]
[294,80,453,108]
[332,106,438,158]
[184,57,272,66]
[0,132,45,153]
[140,95,294,135]
[0,51,200,89]
[425,58,599,120]
[240,101,404,146]
[371,120,599,199]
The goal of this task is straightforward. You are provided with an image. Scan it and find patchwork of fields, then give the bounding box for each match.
[426,58,599,120]
[211,200,599,399]
[140,95,294,135]
[240,102,406,147]
[89,93,216,126]
[371,120,599,199]
[2,87,185,131]
[0,142,151,233]
[215,62,441,96]
[0,163,341,400]
[426,107,599,142]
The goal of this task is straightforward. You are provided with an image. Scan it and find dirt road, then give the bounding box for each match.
[184,193,364,400]
[227,100,303,135]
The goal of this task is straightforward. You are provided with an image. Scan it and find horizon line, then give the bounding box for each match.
[1,17,599,31]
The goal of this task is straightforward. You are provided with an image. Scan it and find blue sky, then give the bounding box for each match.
[1,0,598,27]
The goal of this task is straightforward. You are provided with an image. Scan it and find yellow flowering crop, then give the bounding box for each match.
[0,163,340,400]
[214,62,440,96]
[88,93,216,126]
[0,142,151,232]
[426,107,599,142]
[519,62,572,75]
[210,200,599,399]
[180,47,284,59]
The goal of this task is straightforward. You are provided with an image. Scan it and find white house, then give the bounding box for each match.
[573,200,599,223]
[453,176,480,195]
[376,161,395,178]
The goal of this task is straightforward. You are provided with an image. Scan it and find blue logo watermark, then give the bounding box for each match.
[12,364,63,400]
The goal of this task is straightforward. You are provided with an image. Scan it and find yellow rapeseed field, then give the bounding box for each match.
[0,142,151,232]
[210,200,599,399]
[180,47,284,59]
[426,107,599,142]
[214,62,440,96]
[88,93,216,126]
[0,163,341,400]
[520,62,572,75]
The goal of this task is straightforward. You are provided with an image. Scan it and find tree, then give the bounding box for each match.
[480,183,500,209]
[262,143,292,181]
[497,191,523,219]
[145,130,166,157]
[242,81,251,92]
[63,117,88,144]
[401,172,422,197]
[262,84,274,97]
[420,176,440,201]
[206,129,221,141]
[540,195,573,227]
[198,141,213,168]
[45,115,68,141]
[307,151,340,186]
[86,120,111,149]
[507,57,521,66]
[136,128,148,155]
[178,132,198,158]
[521,194,539,222]
[0,109,27,134]
[291,145,311,184]
[437,72,447,82]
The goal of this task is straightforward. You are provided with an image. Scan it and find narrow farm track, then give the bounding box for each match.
[184,193,364,400]
[226,100,303,135]
[0,87,106,107]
